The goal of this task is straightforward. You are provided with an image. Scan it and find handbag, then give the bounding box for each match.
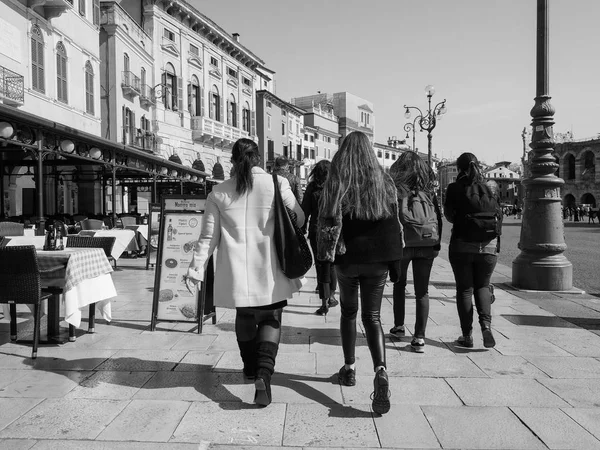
[272,173,313,279]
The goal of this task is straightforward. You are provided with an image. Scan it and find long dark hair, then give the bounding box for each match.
[389,151,435,197]
[308,160,331,188]
[231,138,260,195]
[319,131,397,220]
[456,152,483,184]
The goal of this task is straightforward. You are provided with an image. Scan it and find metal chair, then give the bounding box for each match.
[0,245,58,359]
[80,219,104,230]
[0,221,25,236]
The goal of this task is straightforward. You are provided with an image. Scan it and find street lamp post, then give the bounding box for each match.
[404,85,447,166]
[512,0,572,291]
[403,113,422,153]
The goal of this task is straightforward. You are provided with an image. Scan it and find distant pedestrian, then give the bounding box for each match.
[273,156,303,202]
[301,160,338,315]
[317,131,403,415]
[444,152,502,350]
[388,151,442,353]
[186,138,305,407]
[574,207,580,222]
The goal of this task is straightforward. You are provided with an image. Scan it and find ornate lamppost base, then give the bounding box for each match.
[512,253,572,291]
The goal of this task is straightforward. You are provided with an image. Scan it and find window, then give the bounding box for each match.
[209,84,220,121]
[92,0,100,25]
[84,61,94,114]
[210,56,218,67]
[31,25,45,93]
[296,123,299,134]
[56,42,68,103]
[377,150,382,158]
[162,63,182,111]
[243,77,251,87]
[228,94,237,127]
[304,133,308,141]
[309,135,314,142]
[188,75,201,116]
[304,147,309,158]
[227,67,237,78]
[189,44,199,56]
[266,100,272,108]
[267,114,271,130]
[263,80,267,87]
[163,28,175,41]
[242,101,250,132]
[310,149,315,159]
[281,110,286,117]
[392,154,396,160]
[78,0,85,16]
[123,53,130,72]
[281,121,285,136]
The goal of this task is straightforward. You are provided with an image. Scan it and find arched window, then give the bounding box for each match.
[584,151,595,170]
[188,75,201,116]
[31,26,45,93]
[210,85,220,121]
[242,101,250,132]
[228,94,237,127]
[566,154,576,180]
[56,42,68,103]
[84,61,94,115]
[162,63,176,110]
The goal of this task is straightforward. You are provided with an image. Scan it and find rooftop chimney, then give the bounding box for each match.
[232,33,240,42]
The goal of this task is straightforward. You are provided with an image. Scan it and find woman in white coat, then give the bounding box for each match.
[186,138,305,407]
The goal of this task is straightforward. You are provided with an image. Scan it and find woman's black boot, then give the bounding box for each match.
[254,341,278,406]
[237,338,257,380]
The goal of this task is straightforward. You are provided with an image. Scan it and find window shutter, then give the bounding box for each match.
[161,71,166,105]
[220,95,225,122]
[93,0,100,25]
[56,53,62,101]
[200,86,204,117]
[122,106,127,143]
[79,0,85,16]
[31,38,38,91]
[38,41,44,92]
[177,77,183,111]
[187,82,192,114]
[250,111,256,136]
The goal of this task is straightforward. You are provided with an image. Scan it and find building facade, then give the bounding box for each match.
[482,161,522,206]
[291,92,374,144]
[255,90,304,175]
[0,0,103,217]
[554,138,600,208]
[373,137,411,172]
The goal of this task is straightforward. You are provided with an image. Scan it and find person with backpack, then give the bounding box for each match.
[388,152,442,353]
[444,152,502,349]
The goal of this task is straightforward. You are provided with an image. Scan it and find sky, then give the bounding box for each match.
[192,0,600,165]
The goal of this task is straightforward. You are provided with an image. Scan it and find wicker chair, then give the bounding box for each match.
[0,245,58,358]
[0,236,10,247]
[0,222,25,236]
[67,235,117,269]
[120,216,138,227]
[80,218,104,230]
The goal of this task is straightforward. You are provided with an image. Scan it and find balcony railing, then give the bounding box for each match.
[121,71,141,96]
[191,116,250,149]
[0,65,24,106]
[139,84,155,106]
[28,0,71,20]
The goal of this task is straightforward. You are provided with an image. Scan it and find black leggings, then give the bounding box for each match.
[336,262,388,371]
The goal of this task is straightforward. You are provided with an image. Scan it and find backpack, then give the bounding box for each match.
[399,190,439,247]
[459,181,502,242]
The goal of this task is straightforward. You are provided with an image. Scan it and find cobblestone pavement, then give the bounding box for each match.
[1,246,600,449]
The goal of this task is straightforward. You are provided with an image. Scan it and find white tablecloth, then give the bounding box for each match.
[63,273,114,327]
[5,235,45,249]
[87,229,136,260]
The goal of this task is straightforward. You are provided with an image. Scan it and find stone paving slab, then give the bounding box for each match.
[0,370,91,398]
[537,379,600,407]
[422,406,546,449]
[511,407,600,449]
[562,408,600,442]
[375,404,441,449]
[65,370,155,400]
[525,356,600,378]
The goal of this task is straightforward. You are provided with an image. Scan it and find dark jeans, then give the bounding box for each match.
[309,234,337,299]
[392,247,438,338]
[448,252,497,336]
[336,262,388,371]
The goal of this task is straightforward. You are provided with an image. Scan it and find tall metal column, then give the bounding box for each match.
[512,0,572,290]
[36,139,46,233]
[111,163,117,227]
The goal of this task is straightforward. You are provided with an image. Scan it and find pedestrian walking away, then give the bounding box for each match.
[301,159,338,315]
[316,131,403,415]
[389,151,442,353]
[272,155,303,202]
[186,138,305,407]
[444,152,502,350]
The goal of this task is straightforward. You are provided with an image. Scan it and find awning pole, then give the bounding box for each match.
[36,138,46,234]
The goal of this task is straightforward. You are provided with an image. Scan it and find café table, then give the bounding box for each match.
[78,229,137,260]
[125,224,148,249]
[2,241,116,341]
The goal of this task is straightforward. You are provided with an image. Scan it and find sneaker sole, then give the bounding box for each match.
[338,374,356,386]
[372,374,390,415]
[254,378,270,407]
[482,329,496,348]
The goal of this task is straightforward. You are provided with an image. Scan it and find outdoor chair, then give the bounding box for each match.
[80,218,104,230]
[0,245,62,359]
[67,235,117,269]
[119,216,138,227]
[0,221,25,236]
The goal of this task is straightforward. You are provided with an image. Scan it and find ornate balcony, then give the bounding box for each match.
[28,0,71,19]
[121,71,141,97]
[139,84,156,107]
[191,116,250,149]
[0,65,24,106]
